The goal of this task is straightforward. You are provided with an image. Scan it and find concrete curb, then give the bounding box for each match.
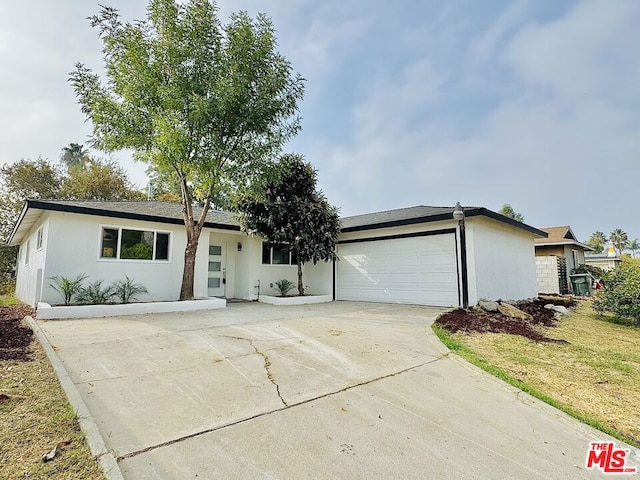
[26,316,125,480]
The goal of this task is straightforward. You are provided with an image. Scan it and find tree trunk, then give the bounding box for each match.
[176,170,212,301]
[297,260,304,296]
[180,236,200,300]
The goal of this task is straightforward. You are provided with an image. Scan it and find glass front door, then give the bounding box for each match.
[207,243,225,297]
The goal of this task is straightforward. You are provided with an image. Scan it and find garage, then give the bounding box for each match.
[336,231,459,307]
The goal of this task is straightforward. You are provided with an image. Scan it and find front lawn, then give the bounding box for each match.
[434,300,640,447]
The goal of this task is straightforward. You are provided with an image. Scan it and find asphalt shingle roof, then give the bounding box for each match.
[9,200,548,245]
[28,199,238,228]
[340,205,459,230]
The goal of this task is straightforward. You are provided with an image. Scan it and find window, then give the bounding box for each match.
[572,249,580,269]
[36,227,43,250]
[100,227,170,261]
[262,242,297,265]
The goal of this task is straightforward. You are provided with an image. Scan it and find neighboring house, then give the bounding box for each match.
[8,200,546,309]
[534,226,593,294]
[584,253,622,272]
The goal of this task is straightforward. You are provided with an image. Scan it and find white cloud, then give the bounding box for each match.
[312,0,640,242]
[472,0,528,63]
[504,0,640,100]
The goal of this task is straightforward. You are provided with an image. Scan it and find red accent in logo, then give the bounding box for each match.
[586,442,637,474]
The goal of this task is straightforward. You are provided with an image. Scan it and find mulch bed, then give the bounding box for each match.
[435,299,574,344]
[0,305,35,361]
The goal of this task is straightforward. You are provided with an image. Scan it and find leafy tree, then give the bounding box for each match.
[626,238,640,258]
[70,0,305,300]
[587,231,608,254]
[0,158,63,232]
[593,258,640,325]
[498,204,524,222]
[237,154,340,296]
[61,142,89,168]
[146,164,182,203]
[0,155,141,288]
[0,159,64,286]
[61,157,143,200]
[609,229,628,256]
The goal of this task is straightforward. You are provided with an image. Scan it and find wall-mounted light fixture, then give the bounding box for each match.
[237,242,242,252]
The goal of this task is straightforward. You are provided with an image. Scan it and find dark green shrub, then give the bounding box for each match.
[593,259,640,325]
[120,242,153,260]
[572,264,609,283]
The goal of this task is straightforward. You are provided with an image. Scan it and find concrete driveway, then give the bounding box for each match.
[37,302,639,479]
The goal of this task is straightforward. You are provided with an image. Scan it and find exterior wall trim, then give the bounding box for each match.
[338,228,456,244]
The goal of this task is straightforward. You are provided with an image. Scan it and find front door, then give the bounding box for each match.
[207,243,225,297]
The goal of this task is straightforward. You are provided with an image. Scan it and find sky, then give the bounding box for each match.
[1,0,638,243]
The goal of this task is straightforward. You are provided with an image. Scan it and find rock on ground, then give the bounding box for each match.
[497,302,533,322]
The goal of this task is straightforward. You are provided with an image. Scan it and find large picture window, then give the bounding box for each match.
[101,227,170,261]
[262,242,297,265]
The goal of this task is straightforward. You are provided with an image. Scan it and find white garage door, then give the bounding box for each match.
[336,233,459,307]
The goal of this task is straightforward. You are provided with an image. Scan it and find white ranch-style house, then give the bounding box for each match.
[8,200,546,309]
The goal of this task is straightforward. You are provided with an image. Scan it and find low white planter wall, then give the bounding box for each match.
[258,294,333,306]
[37,297,226,320]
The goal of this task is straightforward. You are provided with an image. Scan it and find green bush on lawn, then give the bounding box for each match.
[593,258,640,325]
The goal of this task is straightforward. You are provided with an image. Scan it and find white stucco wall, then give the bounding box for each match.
[14,209,334,306]
[14,216,49,306]
[39,211,189,305]
[466,217,538,303]
[234,236,333,300]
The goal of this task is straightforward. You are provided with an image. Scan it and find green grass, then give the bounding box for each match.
[0,294,21,307]
[432,317,640,448]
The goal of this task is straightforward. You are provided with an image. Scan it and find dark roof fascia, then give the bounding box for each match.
[535,240,594,251]
[341,207,548,237]
[23,199,241,232]
[466,208,548,237]
[6,201,30,244]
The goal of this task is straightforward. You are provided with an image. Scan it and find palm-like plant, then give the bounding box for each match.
[587,231,608,254]
[627,238,640,258]
[274,279,296,297]
[112,275,148,303]
[49,274,88,305]
[76,280,115,304]
[60,142,88,168]
[610,229,629,256]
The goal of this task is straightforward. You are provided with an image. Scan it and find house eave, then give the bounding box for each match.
[8,199,241,246]
[341,207,548,237]
[534,240,594,251]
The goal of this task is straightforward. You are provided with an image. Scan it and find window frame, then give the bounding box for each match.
[99,225,171,262]
[36,227,43,251]
[572,249,580,269]
[24,240,30,265]
[261,242,297,265]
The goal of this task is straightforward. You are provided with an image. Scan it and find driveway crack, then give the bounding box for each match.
[219,334,288,407]
[249,340,288,407]
[116,357,444,463]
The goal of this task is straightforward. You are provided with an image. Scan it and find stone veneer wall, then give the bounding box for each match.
[535,256,560,294]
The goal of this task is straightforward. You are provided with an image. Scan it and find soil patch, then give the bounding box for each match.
[435,299,572,343]
[0,304,35,361]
